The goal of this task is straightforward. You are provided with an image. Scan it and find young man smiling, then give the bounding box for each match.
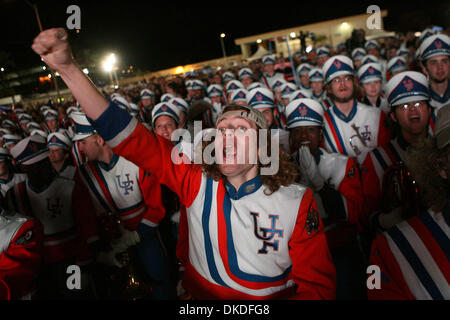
[31,28,336,300]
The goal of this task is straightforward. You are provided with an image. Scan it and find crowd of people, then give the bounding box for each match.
[0,25,448,300]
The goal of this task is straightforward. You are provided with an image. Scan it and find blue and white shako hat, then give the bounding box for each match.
[10,135,49,165]
[387,57,408,75]
[247,87,275,109]
[128,103,140,116]
[47,132,72,151]
[222,72,235,82]
[287,89,312,103]
[285,98,324,129]
[385,71,429,107]
[2,120,16,129]
[26,122,42,132]
[418,34,450,62]
[397,46,409,57]
[207,84,224,97]
[357,63,383,84]
[112,95,130,110]
[140,89,155,100]
[238,67,253,79]
[308,68,324,82]
[18,113,32,124]
[29,129,48,139]
[296,63,313,76]
[44,109,58,121]
[151,102,181,127]
[0,128,11,138]
[66,106,78,119]
[262,54,276,65]
[317,46,330,58]
[351,48,367,61]
[322,55,354,83]
[365,40,379,51]
[169,97,189,113]
[160,93,175,102]
[2,134,21,147]
[225,80,244,92]
[361,54,379,65]
[419,28,435,43]
[230,88,248,104]
[272,79,287,92]
[247,82,262,91]
[40,105,51,114]
[71,111,97,141]
[0,147,11,162]
[190,80,204,91]
[280,82,298,98]
[13,107,25,115]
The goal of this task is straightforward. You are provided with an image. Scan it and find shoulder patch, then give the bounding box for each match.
[305,205,320,235]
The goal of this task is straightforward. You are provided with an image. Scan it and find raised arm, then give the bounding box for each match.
[31,28,108,120]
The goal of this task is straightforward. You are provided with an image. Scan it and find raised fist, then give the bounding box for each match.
[31,28,74,72]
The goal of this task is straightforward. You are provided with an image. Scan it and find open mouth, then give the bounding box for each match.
[409,115,421,123]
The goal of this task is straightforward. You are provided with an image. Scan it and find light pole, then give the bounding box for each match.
[220,33,227,58]
[25,0,61,103]
[102,53,119,88]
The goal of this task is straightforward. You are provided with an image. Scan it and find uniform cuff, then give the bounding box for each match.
[87,100,138,148]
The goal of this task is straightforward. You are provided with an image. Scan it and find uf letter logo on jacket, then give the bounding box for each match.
[116,174,134,195]
[250,212,284,254]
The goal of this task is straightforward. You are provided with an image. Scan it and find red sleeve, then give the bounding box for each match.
[0,219,43,300]
[138,167,166,227]
[288,188,336,300]
[360,154,383,226]
[368,234,415,300]
[337,157,364,226]
[377,111,392,147]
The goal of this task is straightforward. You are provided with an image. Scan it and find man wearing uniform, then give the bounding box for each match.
[32,28,336,300]
[286,98,366,299]
[357,63,390,114]
[0,148,26,197]
[71,111,174,300]
[139,89,155,124]
[247,87,290,153]
[260,54,285,90]
[321,55,391,165]
[308,68,329,106]
[47,131,76,179]
[6,135,99,299]
[361,71,432,232]
[368,103,449,300]
[417,34,450,134]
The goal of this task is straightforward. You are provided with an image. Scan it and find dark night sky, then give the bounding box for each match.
[0,0,449,73]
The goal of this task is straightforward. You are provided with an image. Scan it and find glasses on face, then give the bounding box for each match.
[332,76,353,84]
[397,101,427,111]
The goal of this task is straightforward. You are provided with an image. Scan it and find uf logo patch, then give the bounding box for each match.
[116,174,134,195]
[250,212,284,254]
[47,198,63,218]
